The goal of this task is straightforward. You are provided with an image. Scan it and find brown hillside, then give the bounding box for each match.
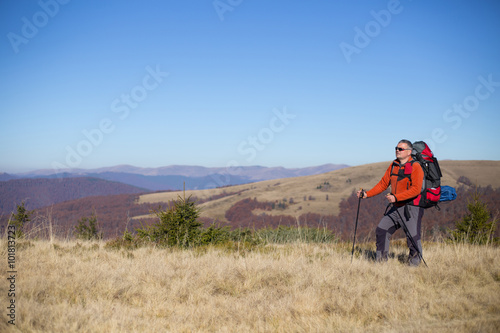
[6,160,497,240]
[136,160,500,222]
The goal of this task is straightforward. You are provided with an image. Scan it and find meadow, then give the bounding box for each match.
[1,238,499,332]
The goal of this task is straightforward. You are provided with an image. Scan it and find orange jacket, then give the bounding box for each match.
[366,157,424,206]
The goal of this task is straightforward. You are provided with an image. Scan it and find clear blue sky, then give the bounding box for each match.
[1,0,499,173]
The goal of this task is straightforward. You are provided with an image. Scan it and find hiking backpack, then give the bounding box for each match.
[411,141,443,208]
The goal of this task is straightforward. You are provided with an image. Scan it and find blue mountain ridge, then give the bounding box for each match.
[9,164,349,191]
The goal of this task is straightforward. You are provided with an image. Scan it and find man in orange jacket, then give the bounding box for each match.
[357,139,425,266]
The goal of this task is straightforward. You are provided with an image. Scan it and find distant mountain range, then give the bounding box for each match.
[0,164,349,212]
[1,164,349,191]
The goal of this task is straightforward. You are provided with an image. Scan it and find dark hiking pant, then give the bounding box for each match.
[375,205,424,266]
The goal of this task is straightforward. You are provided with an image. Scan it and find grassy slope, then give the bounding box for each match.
[3,239,499,332]
[136,160,500,222]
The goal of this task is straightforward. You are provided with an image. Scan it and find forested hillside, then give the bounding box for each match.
[222,186,500,241]
[0,177,146,213]
[8,184,495,241]
[26,193,159,238]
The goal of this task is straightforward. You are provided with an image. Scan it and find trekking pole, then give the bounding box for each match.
[351,189,364,263]
[392,204,428,267]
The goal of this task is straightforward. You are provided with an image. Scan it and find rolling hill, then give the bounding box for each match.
[4,160,498,240]
[0,177,146,213]
[137,160,500,222]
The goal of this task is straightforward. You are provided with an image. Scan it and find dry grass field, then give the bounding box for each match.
[136,160,500,222]
[2,238,499,332]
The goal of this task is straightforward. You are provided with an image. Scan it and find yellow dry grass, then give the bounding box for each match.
[135,160,500,222]
[2,239,499,332]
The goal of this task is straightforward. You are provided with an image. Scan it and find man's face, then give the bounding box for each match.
[395,143,412,161]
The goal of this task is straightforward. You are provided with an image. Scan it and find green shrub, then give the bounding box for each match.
[199,223,231,245]
[9,201,33,238]
[136,194,202,247]
[105,229,142,250]
[449,190,498,245]
[74,212,103,241]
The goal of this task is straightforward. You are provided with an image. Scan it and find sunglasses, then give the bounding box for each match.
[395,147,411,152]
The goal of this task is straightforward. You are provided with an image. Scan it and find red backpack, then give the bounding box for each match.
[411,141,443,208]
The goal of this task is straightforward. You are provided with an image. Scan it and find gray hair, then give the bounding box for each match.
[398,139,413,149]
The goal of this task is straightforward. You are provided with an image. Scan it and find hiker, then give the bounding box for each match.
[357,139,425,266]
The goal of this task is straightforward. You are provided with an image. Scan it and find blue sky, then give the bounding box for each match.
[1,0,499,173]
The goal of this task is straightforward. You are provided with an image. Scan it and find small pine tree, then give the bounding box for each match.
[9,201,33,238]
[450,191,497,245]
[137,194,202,247]
[74,212,102,240]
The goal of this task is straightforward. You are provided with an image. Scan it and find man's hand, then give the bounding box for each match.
[356,189,367,199]
[386,193,396,203]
